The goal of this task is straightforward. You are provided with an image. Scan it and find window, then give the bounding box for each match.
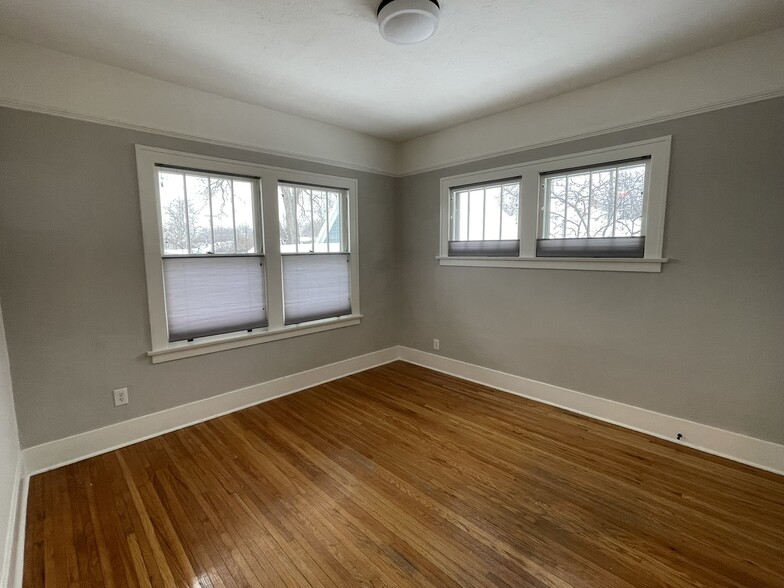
[157,168,266,342]
[439,136,670,272]
[278,183,351,324]
[448,178,520,256]
[538,159,648,258]
[136,146,360,363]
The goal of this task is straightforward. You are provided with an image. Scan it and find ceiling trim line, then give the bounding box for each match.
[0,36,398,176]
[393,89,784,177]
[0,99,396,177]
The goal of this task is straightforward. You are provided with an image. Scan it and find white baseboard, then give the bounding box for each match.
[21,344,784,479]
[1,457,25,588]
[9,475,27,588]
[398,347,784,476]
[22,347,400,476]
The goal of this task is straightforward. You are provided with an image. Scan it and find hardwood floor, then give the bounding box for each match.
[23,361,784,587]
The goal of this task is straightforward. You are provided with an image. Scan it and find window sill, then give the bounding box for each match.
[436,256,667,273]
[148,315,363,364]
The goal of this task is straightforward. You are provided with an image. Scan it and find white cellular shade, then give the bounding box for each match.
[163,256,267,341]
[282,254,351,325]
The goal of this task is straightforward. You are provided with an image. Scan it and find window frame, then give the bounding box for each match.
[136,145,361,363]
[439,136,671,272]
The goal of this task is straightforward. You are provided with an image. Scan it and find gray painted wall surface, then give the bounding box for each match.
[0,109,399,448]
[398,98,784,444]
[2,99,783,450]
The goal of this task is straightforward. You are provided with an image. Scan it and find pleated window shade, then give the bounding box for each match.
[282,254,351,325]
[163,256,267,341]
[536,236,645,258]
[448,239,520,257]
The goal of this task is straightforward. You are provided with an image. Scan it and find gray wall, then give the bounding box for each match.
[0,108,399,448]
[2,99,783,450]
[398,97,784,444]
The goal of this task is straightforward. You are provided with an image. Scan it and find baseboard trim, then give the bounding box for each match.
[1,457,25,588]
[21,345,783,479]
[9,474,27,588]
[398,347,784,476]
[22,347,399,476]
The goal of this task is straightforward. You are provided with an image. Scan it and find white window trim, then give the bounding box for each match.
[438,136,671,272]
[136,145,361,363]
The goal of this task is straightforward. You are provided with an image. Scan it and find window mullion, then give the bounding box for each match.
[182,173,191,254]
[309,189,315,252]
[481,188,486,240]
[326,192,331,253]
[261,176,284,329]
[207,177,215,253]
[518,170,538,257]
[231,180,238,253]
[611,168,618,237]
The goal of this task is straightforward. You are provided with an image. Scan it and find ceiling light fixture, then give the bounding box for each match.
[377,0,440,45]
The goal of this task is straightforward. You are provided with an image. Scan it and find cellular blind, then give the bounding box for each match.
[536,236,645,258]
[448,240,520,256]
[163,256,268,341]
[282,254,351,325]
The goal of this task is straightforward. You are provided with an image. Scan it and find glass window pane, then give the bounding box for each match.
[158,170,188,255]
[233,180,256,254]
[298,188,314,252]
[546,177,566,239]
[327,191,342,251]
[210,178,235,253]
[543,161,648,241]
[589,170,615,238]
[467,189,484,240]
[311,189,329,253]
[500,182,519,240]
[453,191,469,240]
[484,186,501,240]
[565,172,590,238]
[451,182,519,243]
[278,184,298,253]
[279,184,347,253]
[185,174,212,254]
[615,164,645,237]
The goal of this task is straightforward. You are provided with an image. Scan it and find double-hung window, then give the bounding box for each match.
[157,168,266,342]
[439,136,671,272]
[278,183,352,325]
[136,146,360,363]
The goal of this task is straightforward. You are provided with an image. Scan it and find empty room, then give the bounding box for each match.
[1,1,783,586]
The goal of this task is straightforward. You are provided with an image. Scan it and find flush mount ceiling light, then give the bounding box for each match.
[377,0,440,45]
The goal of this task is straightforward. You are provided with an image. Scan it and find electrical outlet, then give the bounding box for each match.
[433,339,440,350]
[113,387,129,406]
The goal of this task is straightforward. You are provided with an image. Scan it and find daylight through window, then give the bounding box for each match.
[157,167,266,342]
[438,137,670,271]
[137,146,361,362]
[538,159,649,258]
[448,179,520,256]
[278,183,351,325]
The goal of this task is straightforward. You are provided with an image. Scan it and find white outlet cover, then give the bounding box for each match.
[113,387,129,406]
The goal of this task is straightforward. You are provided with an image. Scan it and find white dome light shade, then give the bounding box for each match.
[378,0,440,45]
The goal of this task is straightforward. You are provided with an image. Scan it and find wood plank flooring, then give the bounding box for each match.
[23,361,784,587]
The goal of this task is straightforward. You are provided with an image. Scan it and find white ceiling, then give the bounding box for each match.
[1,1,784,142]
